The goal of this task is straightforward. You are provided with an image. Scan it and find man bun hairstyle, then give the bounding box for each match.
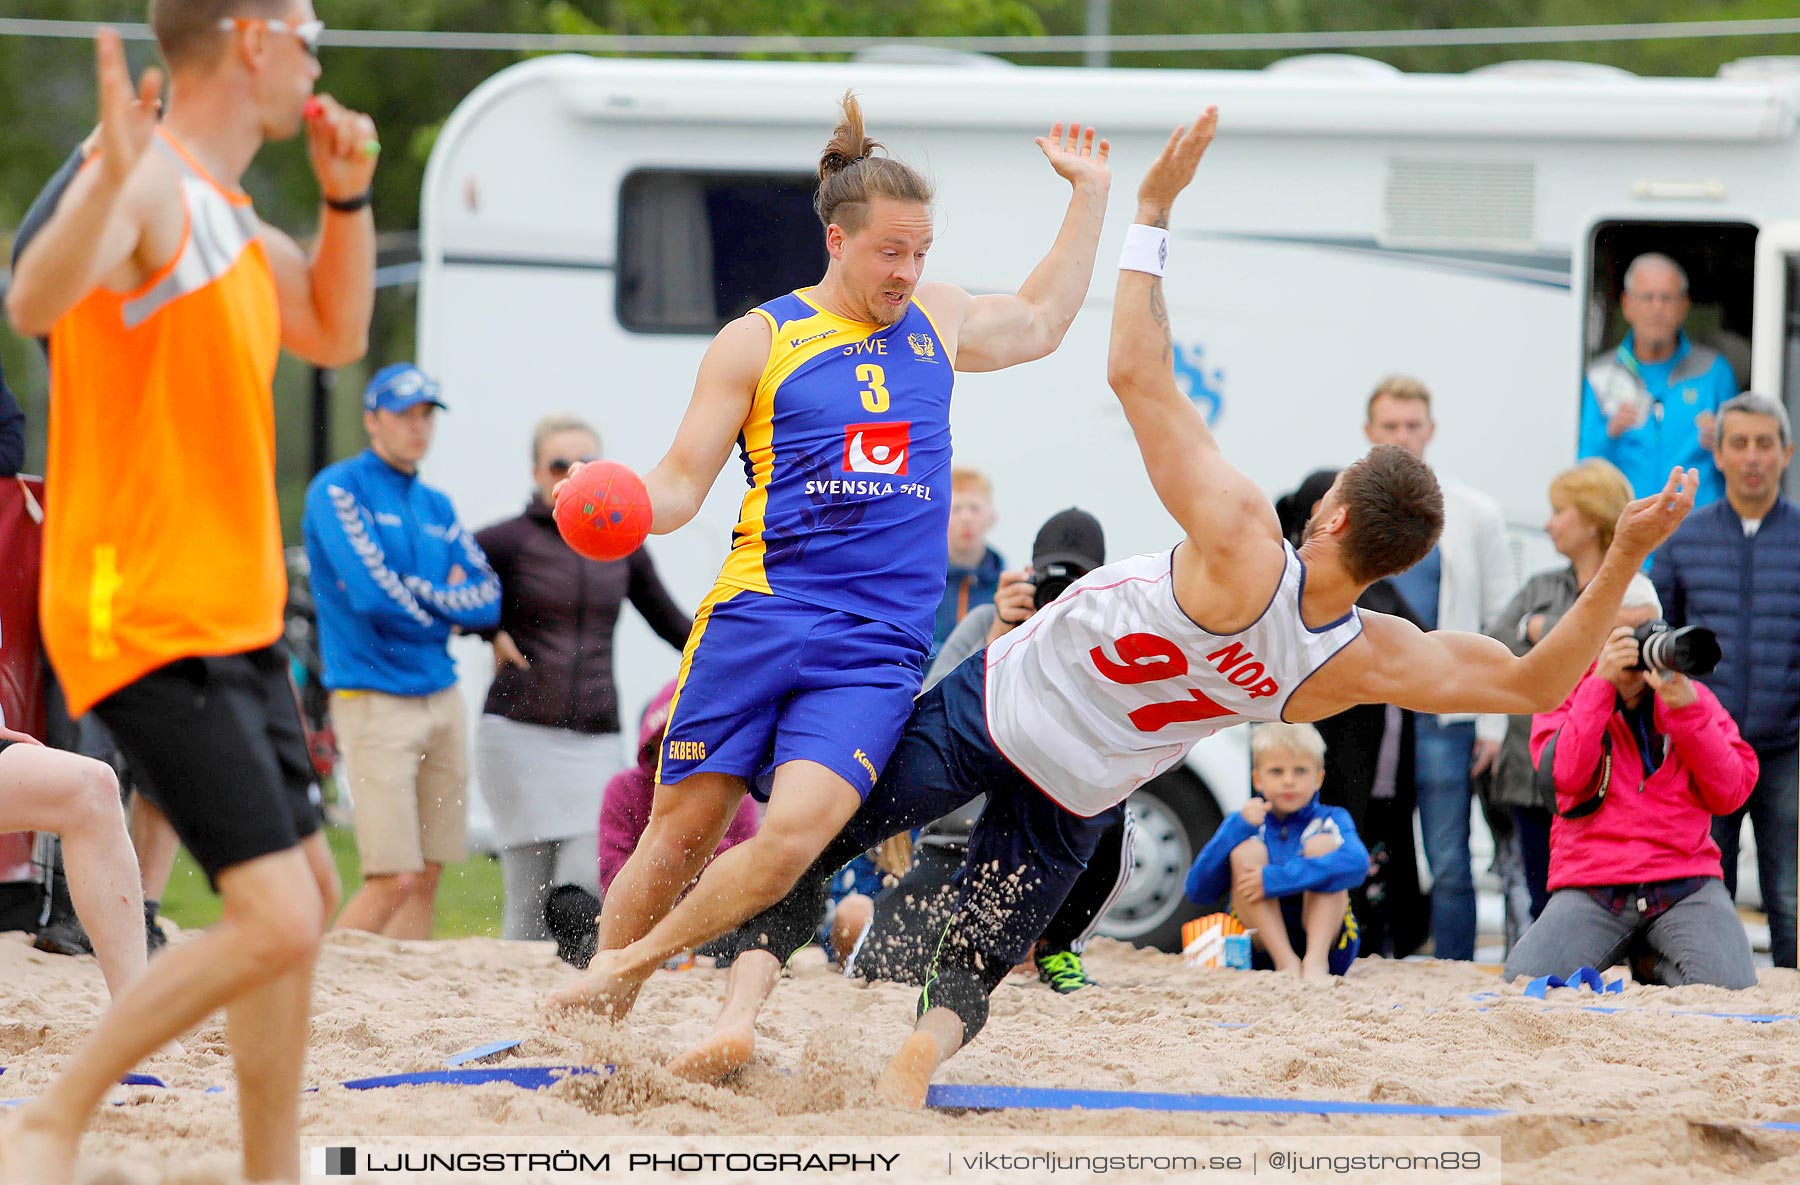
[814,91,933,234]
[1336,444,1445,584]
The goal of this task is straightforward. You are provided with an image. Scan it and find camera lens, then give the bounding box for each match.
[1635,622,1721,679]
[1030,563,1079,611]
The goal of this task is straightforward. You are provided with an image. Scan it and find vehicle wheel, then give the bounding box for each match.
[1096,767,1225,953]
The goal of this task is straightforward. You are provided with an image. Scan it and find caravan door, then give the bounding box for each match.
[1751,221,1800,499]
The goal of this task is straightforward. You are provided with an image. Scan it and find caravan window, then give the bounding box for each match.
[1583,221,1756,393]
[618,170,827,334]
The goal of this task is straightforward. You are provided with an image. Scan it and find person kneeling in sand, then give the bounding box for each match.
[1502,598,1759,989]
[1185,723,1365,980]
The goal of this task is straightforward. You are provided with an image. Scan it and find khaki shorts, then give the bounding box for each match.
[333,686,468,875]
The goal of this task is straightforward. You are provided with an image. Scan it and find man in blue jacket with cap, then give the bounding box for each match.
[304,363,501,939]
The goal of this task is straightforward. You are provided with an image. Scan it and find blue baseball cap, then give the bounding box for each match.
[363,363,447,414]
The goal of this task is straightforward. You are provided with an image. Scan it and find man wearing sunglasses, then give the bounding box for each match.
[2,4,377,1182]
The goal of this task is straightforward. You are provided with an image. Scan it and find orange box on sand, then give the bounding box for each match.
[1181,912,1247,969]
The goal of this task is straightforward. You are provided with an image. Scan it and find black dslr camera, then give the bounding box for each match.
[1029,561,1084,611]
[1629,619,1721,679]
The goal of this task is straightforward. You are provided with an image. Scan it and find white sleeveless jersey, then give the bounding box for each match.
[984,543,1363,817]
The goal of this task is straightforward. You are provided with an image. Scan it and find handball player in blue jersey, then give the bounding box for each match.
[548,94,1111,1020]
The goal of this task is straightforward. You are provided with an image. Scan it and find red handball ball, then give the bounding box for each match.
[554,461,652,561]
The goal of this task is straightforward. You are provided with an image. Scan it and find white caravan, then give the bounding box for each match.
[417,53,1800,950]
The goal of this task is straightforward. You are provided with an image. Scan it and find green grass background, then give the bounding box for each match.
[158,825,506,939]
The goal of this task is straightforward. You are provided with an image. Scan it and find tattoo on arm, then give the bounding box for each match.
[1149,281,1172,362]
[1149,207,1170,229]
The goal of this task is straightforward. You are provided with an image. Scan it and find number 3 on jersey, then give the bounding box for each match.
[1090,632,1234,733]
[857,363,890,413]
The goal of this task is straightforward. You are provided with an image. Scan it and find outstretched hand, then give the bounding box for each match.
[94,27,162,190]
[1612,466,1699,561]
[1035,121,1111,191]
[1136,107,1219,217]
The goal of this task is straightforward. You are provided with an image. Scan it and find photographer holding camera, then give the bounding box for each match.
[1501,585,1759,988]
[1651,392,1800,967]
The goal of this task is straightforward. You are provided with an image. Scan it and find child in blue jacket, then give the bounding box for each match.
[1187,723,1369,979]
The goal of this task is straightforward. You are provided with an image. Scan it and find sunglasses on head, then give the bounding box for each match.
[220,17,325,57]
[546,455,599,476]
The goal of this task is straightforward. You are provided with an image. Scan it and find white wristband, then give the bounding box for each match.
[1119,224,1169,276]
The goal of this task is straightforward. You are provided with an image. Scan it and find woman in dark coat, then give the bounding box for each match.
[474,415,692,940]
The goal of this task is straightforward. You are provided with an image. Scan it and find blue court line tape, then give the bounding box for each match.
[443,1038,526,1067]
[1,1073,175,1109]
[1671,1010,1797,1023]
[0,1069,164,1089]
[8,1069,1800,1132]
[1524,968,1624,998]
[342,1066,609,1092]
[924,1084,1504,1118]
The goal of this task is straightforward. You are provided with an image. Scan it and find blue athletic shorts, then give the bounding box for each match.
[658,588,926,800]
[1246,896,1360,976]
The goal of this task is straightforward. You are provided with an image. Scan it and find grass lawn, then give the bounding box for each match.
[159,825,506,939]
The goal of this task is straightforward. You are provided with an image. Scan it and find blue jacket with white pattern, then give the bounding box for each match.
[303,448,501,697]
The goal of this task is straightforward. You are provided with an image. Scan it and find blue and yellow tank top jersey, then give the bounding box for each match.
[712,288,955,647]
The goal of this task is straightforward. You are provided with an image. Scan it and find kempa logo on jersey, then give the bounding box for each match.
[842,421,909,475]
[788,328,840,349]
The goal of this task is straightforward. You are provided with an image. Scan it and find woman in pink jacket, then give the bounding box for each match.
[1503,614,1759,987]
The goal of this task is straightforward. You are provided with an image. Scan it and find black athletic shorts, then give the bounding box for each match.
[92,643,322,886]
[844,653,1117,966]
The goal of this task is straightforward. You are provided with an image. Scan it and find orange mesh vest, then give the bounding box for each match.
[42,130,285,716]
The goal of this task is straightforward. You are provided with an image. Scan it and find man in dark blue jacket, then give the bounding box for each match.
[304,364,501,940]
[1652,392,1800,966]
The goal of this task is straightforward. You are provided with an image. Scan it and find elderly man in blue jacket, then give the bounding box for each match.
[304,363,501,939]
[1580,253,1738,507]
[1652,392,1800,966]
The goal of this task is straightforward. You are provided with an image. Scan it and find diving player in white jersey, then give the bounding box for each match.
[701,109,1698,1107]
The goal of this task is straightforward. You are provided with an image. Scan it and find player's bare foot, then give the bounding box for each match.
[875,1031,942,1109]
[545,950,647,1018]
[1300,958,1332,982]
[0,1105,80,1185]
[666,1025,756,1084]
